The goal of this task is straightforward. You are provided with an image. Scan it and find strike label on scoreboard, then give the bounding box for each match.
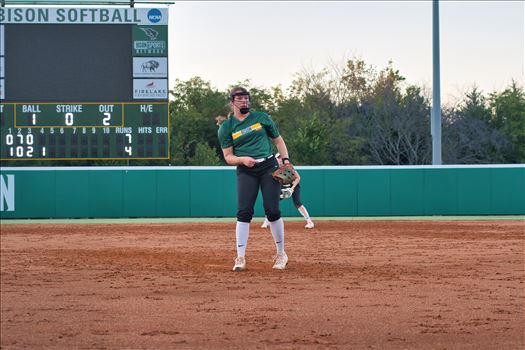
[0,102,169,160]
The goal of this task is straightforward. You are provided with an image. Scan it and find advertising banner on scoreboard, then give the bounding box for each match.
[132,25,168,57]
[133,79,168,99]
[0,8,168,25]
[0,57,4,78]
[0,79,4,100]
[133,57,167,78]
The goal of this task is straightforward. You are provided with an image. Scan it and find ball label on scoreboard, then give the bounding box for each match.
[22,105,41,113]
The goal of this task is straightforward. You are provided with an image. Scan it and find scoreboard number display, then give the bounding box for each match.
[0,7,170,160]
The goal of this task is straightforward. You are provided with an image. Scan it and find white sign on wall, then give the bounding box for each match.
[0,25,4,55]
[0,57,4,78]
[0,8,168,25]
[0,79,4,100]
[133,57,167,78]
[0,174,15,212]
[133,79,167,99]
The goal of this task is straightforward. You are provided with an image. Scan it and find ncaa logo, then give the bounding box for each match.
[147,9,162,23]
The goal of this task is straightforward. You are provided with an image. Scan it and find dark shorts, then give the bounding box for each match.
[236,157,281,223]
[291,184,302,208]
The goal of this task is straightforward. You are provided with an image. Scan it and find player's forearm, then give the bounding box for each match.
[224,154,243,165]
[225,154,254,166]
[273,136,289,160]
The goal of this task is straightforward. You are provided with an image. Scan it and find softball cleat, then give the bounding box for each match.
[233,256,246,272]
[305,221,315,229]
[272,252,288,270]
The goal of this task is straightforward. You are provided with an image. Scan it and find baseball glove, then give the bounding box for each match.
[272,163,297,185]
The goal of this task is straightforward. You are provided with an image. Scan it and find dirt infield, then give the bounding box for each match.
[1,220,523,349]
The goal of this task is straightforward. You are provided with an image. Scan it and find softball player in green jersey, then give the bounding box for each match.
[218,86,291,272]
[261,154,315,229]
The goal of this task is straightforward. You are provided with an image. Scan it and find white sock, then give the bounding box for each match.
[268,218,285,254]
[236,221,250,257]
[298,205,311,221]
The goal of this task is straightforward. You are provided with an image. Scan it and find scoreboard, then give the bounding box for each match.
[0,102,168,159]
[0,7,170,160]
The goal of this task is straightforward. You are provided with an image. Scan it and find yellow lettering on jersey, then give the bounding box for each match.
[232,130,242,140]
[232,123,263,140]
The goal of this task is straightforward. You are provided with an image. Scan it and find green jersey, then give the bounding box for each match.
[218,111,280,159]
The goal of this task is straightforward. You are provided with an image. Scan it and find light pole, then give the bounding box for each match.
[432,0,442,165]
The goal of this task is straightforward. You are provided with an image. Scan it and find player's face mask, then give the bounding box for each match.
[231,92,251,115]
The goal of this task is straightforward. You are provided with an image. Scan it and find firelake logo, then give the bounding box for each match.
[135,83,166,93]
[133,79,167,99]
[1,174,15,212]
[147,9,162,23]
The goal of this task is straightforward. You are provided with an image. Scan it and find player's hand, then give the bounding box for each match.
[241,157,256,167]
[280,187,294,199]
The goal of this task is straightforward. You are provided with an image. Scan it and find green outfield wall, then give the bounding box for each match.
[1,165,524,219]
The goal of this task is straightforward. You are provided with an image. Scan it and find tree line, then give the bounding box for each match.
[5,58,524,166]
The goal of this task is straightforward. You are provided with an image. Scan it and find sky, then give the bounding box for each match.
[167,1,524,105]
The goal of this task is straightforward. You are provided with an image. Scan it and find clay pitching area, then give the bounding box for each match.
[1,219,523,349]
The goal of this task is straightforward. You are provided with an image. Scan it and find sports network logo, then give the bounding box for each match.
[134,27,165,55]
